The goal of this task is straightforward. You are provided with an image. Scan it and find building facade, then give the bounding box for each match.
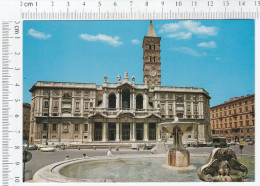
[29,22,211,146]
[210,94,255,142]
[23,103,31,141]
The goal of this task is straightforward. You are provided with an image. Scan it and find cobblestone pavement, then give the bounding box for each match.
[24,144,254,181]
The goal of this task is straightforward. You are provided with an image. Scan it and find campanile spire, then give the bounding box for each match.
[142,21,161,88]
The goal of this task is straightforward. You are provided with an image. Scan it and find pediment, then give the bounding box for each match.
[88,112,107,118]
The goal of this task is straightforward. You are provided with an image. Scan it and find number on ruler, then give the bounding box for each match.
[208,1,213,6]
[223,1,229,6]
[114,1,117,6]
[67,1,70,6]
[161,1,164,6]
[15,146,20,149]
[15,83,20,86]
[145,1,148,6]
[15,177,20,183]
[15,67,20,70]
[15,52,20,55]
[130,1,133,6]
[15,162,20,165]
[82,1,85,6]
[239,1,245,6]
[192,1,197,6]
[51,1,54,6]
[98,1,101,6]
[15,99,20,102]
[176,1,182,6]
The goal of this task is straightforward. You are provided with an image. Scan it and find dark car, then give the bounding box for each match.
[28,144,38,150]
[143,143,153,150]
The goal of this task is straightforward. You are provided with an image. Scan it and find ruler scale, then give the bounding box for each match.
[0,0,259,185]
[1,20,23,186]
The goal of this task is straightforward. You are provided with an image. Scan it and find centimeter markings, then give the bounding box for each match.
[1,21,23,186]
[20,0,260,20]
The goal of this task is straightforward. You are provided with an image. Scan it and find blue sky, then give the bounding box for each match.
[23,20,255,107]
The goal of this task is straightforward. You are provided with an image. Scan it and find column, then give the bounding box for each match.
[184,100,187,119]
[116,122,120,141]
[191,102,194,119]
[80,95,84,116]
[132,123,136,141]
[143,93,148,110]
[103,89,107,108]
[120,123,122,140]
[166,101,169,116]
[59,97,62,116]
[49,97,53,116]
[72,97,75,117]
[70,122,73,140]
[116,92,120,110]
[58,123,62,144]
[143,123,148,141]
[88,123,93,142]
[130,123,133,141]
[132,91,136,110]
[36,97,40,116]
[102,122,108,141]
[156,123,161,141]
[40,93,43,116]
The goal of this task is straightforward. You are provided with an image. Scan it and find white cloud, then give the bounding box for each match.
[197,41,216,48]
[167,32,192,40]
[171,47,206,57]
[79,33,123,47]
[131,39,140,44]
[28,29,51,39]
[159,20,217,38]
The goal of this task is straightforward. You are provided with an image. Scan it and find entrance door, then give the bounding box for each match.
[122,123,130,140]
[136,123,143,140]
[108,123,116,141]
[94,123,102,141]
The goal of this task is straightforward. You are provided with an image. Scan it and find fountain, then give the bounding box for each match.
[159,118,195,171]
[197,148,248,182]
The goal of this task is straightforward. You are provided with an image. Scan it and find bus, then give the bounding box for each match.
[212,137,228,148]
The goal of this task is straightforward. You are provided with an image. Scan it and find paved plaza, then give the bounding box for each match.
[24,145,255,181]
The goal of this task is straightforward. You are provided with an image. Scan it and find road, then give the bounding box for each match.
[24,144,254,181]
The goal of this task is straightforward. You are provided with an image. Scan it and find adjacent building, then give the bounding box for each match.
[29,21,211,146]
[23,103,31,141]
[210,94,255,142]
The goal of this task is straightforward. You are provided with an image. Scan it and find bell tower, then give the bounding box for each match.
[142,21,161,89]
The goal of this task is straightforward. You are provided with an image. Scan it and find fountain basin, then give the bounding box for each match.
[32,154,254,182]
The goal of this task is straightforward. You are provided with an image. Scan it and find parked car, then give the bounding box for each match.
[212,137,228,148]
[131,144,139,150]
[143,143,153,150]
[28,144,38,150]
[248,141,254,145]
[37,144,46,150]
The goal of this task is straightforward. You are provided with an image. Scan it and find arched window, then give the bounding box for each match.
[122,89,130,109]
[108,93,116,109]
[136,94,143,110]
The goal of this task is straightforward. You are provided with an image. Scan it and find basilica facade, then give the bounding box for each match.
[29,22,211,146]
